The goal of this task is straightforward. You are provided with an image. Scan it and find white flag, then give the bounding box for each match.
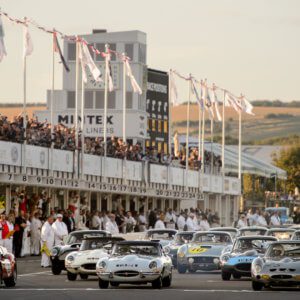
[170,70,179,106]
[125,59,142,94]
[23,25,33,57]
[105,52,114,92]
[225,92,242,113]
[241,96,254,115]
[202,82,214,119]
[210,88,222,121]
[80,42,102,83]
[0,16,7,62]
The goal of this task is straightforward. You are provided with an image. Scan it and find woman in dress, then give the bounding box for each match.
[21,213,31,257]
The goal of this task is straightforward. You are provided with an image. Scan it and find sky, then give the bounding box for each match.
[0,0,300,103]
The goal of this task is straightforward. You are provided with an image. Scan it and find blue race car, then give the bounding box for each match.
[220,235,277,280]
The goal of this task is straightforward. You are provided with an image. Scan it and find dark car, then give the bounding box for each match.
[50,230,111,275]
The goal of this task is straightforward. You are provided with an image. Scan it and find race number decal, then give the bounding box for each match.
[188,247,207,254]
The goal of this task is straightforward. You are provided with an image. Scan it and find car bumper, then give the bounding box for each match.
[65,264,97,275]
[178,257,220,271]
[97,271,161,283]
[50,257,65,270]
[253,274,300,287]
[222,264,251,276]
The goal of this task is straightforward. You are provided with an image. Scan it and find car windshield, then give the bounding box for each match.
[233,238,273,253]
[192,233,231,244]
[146,231,176,240]
[66,232,107,244]
[292,232,300,241]
[80,239,111,251]
[239,229,267,236]
[211,229,237,239]
[268,231,294,240]
[266,243,300,258]
[175,233,194,245]
[113,244,161,257]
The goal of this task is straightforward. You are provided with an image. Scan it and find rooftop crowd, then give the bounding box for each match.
[0,114,222,171]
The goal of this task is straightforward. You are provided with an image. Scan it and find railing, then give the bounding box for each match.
[0,141,241,197]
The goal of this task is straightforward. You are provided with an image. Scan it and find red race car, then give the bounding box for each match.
[0,246,17,287]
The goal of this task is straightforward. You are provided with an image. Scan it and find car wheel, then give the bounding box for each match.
[233,274,241,279]
[221,270,231,281]
[252,280,264,291]
[188,269,196,273]
[177,264,187,274]
[162,273,172,287]
[67,271,77,281]
[51,264,62,275]
[152,276,162,289]
[98,278,109,289]
[79,274,88,280]
[3,267,17,287]
[110,281,119,287]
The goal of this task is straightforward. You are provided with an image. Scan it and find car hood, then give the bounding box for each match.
[72,249,108,264]
[264,257,300,267]
[107,255,158,270]
[186,243,227,257]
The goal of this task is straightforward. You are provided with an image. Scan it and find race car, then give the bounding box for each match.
[96,240,172,289]
[65,236,123,281]
[164,231,195,267]
[237,226,268,237]
[0,245,17,287]
[220,235,277,280]
[291,230,300,240]
[144,229,177,247]
[251,241,300,290]
[265,228,295,240]
[177,231,233,273]
[209,227,239,240]
[50,230,111,275]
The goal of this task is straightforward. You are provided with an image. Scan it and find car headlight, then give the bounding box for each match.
[254,264,262,273]
[164,247,171,255]
[66,255,75,262]
[178,251,185,258]
[188,258,194,264]
[50,248,59,256]
[221,255,230,263]
[213,258,220,265]
[98,261,106,269]
[149,261,157,269]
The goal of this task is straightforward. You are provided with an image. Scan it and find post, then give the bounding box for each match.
[238,101,242,180]
[103,44,109,158]
[22,53,27,174]
[222,90,226,177]
[201,108,205,175]
[168,69,172,156]
[74,40,80,178]
[198,104,202,161]
[210,118,214,175]
[122,55,126,143]
[185,76,191,189]
[80,74,85,179]
[50,33,55,177]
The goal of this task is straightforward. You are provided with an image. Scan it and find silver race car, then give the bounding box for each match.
[265,228,295,241]
[177,231,233,273]
[96,240,172,289]
[145,229,177,247]
[237,226,268,237]
[291,230,300,241]
[251,241,300,290]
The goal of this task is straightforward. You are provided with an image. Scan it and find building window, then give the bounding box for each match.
[164,120,168,133]
[146,140,150,148]
[152,141,156,148]
[67,91,75,108]
[126,92,133,109]
[68,43,76,61]
[164,143,168,153]
[109,43,116,61]
[84,91,94,109]
[148,119,152,131]
[95,91,104,108]
[157,142,162,153]
[95,43,105,61]
[152,119,156,131]
[138,44,146,64]
[107,91,116,109]
[125,43,134,61]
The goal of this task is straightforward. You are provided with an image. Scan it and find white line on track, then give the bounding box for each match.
[18,271,52,277]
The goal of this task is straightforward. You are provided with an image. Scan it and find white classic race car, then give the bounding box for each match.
[65,236,124,281]
[96,240,173,289]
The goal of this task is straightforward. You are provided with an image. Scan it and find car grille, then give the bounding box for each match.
[114,270,139,277]
[192,257,214,263]
[235,263,251,272]
[271,275,293,280]
[82,263,96,270]
[270,268,296,272]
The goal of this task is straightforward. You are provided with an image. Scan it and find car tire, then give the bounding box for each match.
[162,273,172,287]
[3,268,17,287]
[110,282,119,287]
[98,278,109,289]
[67,271,77,281]
[177,264,187,274]
[252,280,264,291]
[221,270,231,281]
[232,274,241,279]
[188,269,196,273]
[79,273,88,280]
[152,276,162,289]
[51,265,62,275]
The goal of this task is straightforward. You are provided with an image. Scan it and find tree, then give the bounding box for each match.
[273,145,300,192]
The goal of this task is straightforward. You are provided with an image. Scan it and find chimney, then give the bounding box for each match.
[92,29,107,34]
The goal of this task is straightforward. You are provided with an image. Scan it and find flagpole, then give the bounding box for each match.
[50,33,55,178]
[185,76,191,189]
[103,44,109,159]
[122,54,126,143]
[238,97,242,180]
[80,70,85,180]
[210,119,214,175]
[23,52,27,175]
[201,106,205,175]
[222,90,226,177]
[74,40,80,178]
[168,69,172,156]
[198,103,201,161]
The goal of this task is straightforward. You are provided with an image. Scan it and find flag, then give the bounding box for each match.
[202,82,214,119]
[125,59,142,94]
[241,96,254,115]
[104,52,114,92]
[53,32,70,72]
[0,16,7,62]
[79,41,102,83]
[191,79,203,109]
[225,92,242,113]
[23,25,33,57]
[210,88,222,121]
[169,70,179,106]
